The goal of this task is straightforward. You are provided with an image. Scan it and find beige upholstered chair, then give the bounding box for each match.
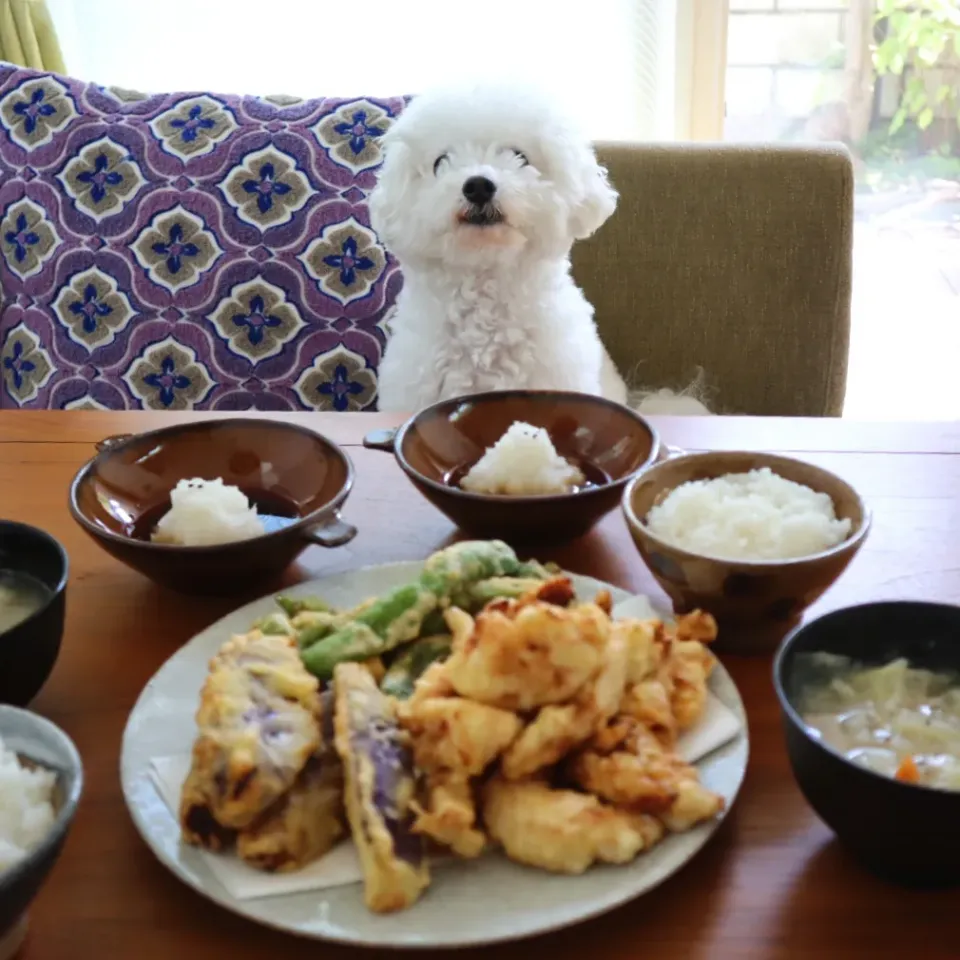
[575,143,854,416]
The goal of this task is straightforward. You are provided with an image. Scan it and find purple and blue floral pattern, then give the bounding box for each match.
[0,65,408,410]
[0,76,76,148]
[52,267,137,350]
[122,336,214,410]
[1,324,53,403]
[295,344,377,412]
[219,145,312,229]
[0,198,61,279]
[57,136,147,221]
[207,278,305,362]
[299,217,386,306]
[314,99,394,173]
[149,95,237,159]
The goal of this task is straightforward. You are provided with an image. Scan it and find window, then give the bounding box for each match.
[49,0,697,141]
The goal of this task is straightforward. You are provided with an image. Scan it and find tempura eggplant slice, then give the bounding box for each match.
[333,662,429,913]
[179,630,321,843]
[237,691,346,872]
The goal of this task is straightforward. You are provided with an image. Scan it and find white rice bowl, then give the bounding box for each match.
[151,478,266,547]
[0,734,57,873]
[645,467,852,561]
[459,421,585,496]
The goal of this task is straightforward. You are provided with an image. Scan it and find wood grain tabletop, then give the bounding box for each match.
[2,412,958,960]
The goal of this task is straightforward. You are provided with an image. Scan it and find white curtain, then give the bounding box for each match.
[46,0,686,140]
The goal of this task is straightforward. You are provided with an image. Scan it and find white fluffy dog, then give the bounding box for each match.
[369,83,708,414]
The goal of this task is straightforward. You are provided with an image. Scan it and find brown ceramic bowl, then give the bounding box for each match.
[622,450,871,655]
[68,418,355,596]
[364,390,660,543]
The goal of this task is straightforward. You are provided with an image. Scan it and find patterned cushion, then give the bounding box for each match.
[0,64,406,410]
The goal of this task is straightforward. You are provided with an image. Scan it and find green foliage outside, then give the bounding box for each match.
[873,0,960,136]
[864,0,960,188]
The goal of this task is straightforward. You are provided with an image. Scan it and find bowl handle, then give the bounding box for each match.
[362,427,398,452]
[95,433,134,452]
[303,512,357,548]
[656,443,686,463]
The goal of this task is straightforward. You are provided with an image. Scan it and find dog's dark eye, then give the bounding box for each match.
[512,149,529,166]
[433,154,448,175]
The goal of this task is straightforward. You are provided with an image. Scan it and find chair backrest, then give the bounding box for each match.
[0,63,852,416]
[575,142,853,416]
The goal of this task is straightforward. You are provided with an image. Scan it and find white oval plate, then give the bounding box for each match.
[121,563,749,949]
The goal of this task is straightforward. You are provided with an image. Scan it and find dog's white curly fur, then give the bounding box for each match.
[369,83,709,416]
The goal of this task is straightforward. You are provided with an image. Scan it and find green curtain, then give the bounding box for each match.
[0,0,66,73]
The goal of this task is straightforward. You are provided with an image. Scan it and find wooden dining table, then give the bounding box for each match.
[2,410,959,960]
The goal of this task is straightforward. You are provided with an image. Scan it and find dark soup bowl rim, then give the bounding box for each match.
[773,599,960,798]
[622,449,872,570]
[394,389,661,504]
[0,704,84,892]
[67,417,354,554]
[0,521,69,642]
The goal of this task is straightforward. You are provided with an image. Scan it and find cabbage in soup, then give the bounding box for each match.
[799,654,960,791]
[0,569,51,635]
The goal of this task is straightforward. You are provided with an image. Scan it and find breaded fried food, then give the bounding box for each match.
[619,678,677,746]
[668,638,716,732]
[617,617,669,685]
[236,754,345,871]
[483,778,664,874]
[333,662,429,914]
[614,611,717,740]
[443,588,610,711]
[410,772,486,858]
[406,659,455,705]
[674,610,718,645]
[501,626,628,779]
[570,719,724,824]
[398,695,522,777]
[179,630,321,844]
[236,690,345,872]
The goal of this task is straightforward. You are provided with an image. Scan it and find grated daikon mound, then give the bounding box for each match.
[459,422,585,496]
[151,478,266,547]
[645,467,852,561]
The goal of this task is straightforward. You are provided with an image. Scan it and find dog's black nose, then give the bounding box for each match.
[462,176,496,205]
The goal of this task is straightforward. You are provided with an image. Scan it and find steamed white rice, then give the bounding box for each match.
[151,477,265,547]
[459,421,585,496]
[645,467,852,560]
[0,735,57,873]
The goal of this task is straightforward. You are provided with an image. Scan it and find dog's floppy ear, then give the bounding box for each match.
[569,152,618,240]
[368,134,413,249]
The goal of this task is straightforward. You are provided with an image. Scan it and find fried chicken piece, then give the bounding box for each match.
[523,576,577,609]
[616,617,667,685]
[443,598,609,711]
[410,772,486,858]
[667,639,716,732]
[674,610,718,645]
[483,778,663,874]
[594,589,613,616]
[180,630,321,843]
[619,678,677,746]
[660,778,726,832]
[501,626,628,779]
[398,695,522,777]
[570,720,724,826]
[406,659,455,705]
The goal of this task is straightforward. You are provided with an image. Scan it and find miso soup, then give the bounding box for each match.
[0,569,51,634]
